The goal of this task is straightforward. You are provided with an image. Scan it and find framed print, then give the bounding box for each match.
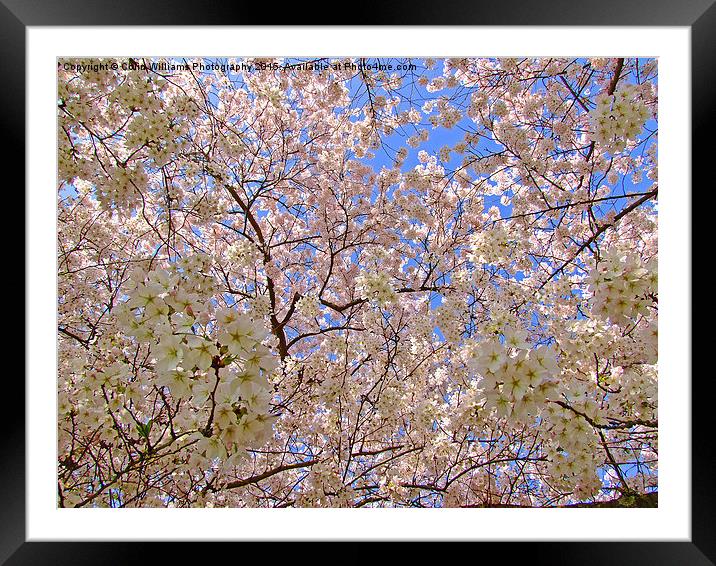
[12,1,708,563]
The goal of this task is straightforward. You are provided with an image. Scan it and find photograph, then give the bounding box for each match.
[56,56,660,509]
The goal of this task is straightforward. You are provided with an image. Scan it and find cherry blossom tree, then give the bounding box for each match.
[57,56,658,508]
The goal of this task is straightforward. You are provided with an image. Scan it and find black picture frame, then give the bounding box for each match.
[9,1,706,563]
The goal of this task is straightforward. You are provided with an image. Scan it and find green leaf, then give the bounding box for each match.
[136,419,153,439]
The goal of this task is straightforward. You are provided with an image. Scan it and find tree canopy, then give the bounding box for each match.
[57,57,658,508]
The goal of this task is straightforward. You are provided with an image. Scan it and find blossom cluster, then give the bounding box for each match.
[355,271,398,306]
[226,240,262,271]
[95,164,148,211]
[466,226,513,266]
[434,294,469,343]
[114,256,280,461]
[543,414,603,500]
[590,84,650,152]
[466,329,560,422]
[587,249,657,326]
[295,293,321,318]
